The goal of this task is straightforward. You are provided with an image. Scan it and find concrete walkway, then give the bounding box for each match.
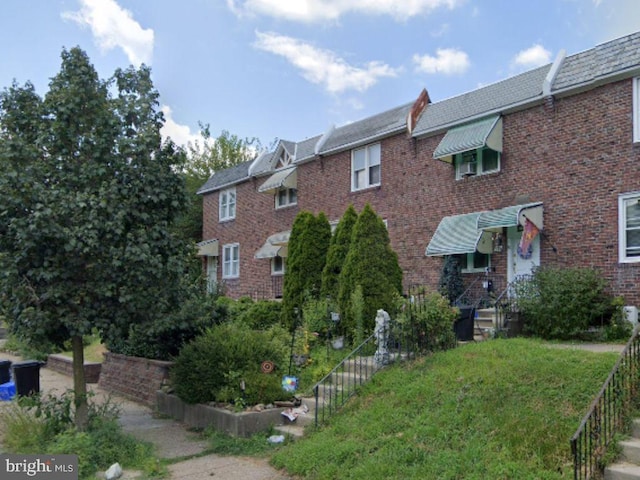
[0,349,291,480]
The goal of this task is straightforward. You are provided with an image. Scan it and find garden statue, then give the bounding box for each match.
[374,309,391,365]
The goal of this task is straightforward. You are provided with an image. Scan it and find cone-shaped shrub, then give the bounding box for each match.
[338,204,403,337]
[321,204,358,301]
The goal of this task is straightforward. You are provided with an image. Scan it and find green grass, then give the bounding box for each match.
[270,338,620,479]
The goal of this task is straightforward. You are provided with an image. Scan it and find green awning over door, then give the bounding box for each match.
[425,212,484,256]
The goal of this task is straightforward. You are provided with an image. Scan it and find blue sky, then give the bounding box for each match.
[2,0,639,150]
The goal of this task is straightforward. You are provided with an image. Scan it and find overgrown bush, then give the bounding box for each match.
[236,299,283,330]
[108,291,226,360]
[514,267,612,340]
[0,391,158,479]
[395,292,457,352]
[171,321,290,405]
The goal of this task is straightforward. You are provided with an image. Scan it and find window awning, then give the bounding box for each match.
[477,202,543,231]
[433,116,503,162]
[258,167,297,194]
[425,213,493,256]
[255,231,291,259]
[196,239,219,257]
[425,202,543,257]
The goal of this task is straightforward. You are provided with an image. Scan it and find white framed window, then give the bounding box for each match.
[634,77,640,143]
[619,192,640,263]
[352,143,381,191]
[271,256,285,275]
[222,243,239,278]
[459,252,490,273]
[219,188,236,221]
[454,147,500,180]
[275,188,297,209]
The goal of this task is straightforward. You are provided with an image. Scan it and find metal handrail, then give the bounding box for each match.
[570,330,640,479]
[312,332,378,427]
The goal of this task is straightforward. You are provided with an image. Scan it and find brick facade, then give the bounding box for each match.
[201,76,640,306]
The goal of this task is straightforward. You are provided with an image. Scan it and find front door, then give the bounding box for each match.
[507,226,540,285]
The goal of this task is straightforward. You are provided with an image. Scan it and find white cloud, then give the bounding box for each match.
[254,31,399,94]
[513,44,552,69]
[413,48,470,75]
[160,106,200,148]
[228,0,461,22]
[62,0,154,66]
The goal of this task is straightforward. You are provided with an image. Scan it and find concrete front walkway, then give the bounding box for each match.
[0,349,291,480]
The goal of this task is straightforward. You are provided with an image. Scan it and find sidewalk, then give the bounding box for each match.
[0,349,290,480]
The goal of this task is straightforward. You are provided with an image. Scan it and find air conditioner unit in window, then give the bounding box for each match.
[459,162,477,177]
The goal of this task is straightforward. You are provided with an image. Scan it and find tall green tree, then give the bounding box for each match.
[173,129,263,243]
[0,48,188,429]
[281,211,331,330]
[321,204,358,301]
[337,204,403,337]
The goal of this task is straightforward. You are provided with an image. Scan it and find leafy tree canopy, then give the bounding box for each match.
[0,47,189,426]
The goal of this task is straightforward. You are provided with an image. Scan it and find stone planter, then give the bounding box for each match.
[156,391,287,438]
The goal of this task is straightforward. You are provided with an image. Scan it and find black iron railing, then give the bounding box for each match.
[570,330,640,479]
[312,313,455,427]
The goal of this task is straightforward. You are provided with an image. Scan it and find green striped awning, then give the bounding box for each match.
[425,212,484,256]
[433,116,503,161]
[477,202,543,230]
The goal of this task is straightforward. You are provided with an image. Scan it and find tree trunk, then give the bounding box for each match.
[72,334,89,431]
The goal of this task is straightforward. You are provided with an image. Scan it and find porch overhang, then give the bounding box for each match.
[433,116,503,163]
[477,202,543,231]
[258,167,297,194]
[196,239,219,257]
[255,230,291,259]
[425,202,543,257]
[425,212,493,256]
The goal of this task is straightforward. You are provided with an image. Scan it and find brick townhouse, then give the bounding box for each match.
[197,31,640,311]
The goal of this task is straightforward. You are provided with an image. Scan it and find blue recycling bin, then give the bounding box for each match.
[0,359,11,384]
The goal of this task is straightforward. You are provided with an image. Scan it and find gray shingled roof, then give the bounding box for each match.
[553,31,640,91]
[197,31,640,195]
[319,102,412,154]
[294,134,323,162]
[412,65,549,137]
[196,160,252,194]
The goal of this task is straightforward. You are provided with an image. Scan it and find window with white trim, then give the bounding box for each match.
[619,192,640,262]
[352,143,381,191]
[275,188,297,209]
[219,188,236,221]
[222,243,239,278]
[634,77,640,143]
[459,252,490,273]
[454,147,500,180]
[272,256,285,275]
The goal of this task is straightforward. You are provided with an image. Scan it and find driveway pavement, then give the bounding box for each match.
[0,348,291,480]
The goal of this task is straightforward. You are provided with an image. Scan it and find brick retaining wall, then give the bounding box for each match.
[98,352,172,407]
[46,354,102,383]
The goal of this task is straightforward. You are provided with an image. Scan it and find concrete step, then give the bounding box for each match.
[605,462,640,480]
[621,439,640,464]
[274,423,305,439]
